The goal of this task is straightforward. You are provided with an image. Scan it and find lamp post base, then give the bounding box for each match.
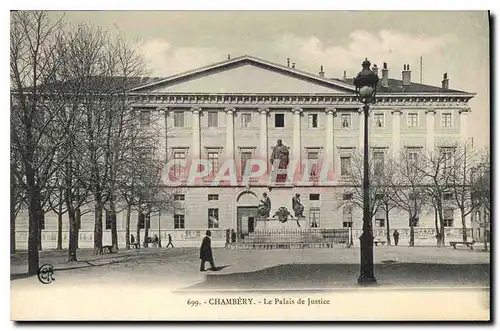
[357,275,377,285]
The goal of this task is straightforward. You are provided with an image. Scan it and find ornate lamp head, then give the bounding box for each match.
[353,58,379,105]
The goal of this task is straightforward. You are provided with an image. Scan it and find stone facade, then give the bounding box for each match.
[14,55,477,249]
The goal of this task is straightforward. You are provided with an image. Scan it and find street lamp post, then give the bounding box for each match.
[353,58,379,285]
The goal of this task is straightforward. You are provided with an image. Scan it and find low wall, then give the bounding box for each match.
[13,227,474,250]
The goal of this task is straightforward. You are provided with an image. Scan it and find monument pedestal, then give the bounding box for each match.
[255,217,306,230]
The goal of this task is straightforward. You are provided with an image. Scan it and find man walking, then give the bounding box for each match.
[393,229,400,246]
[166,234,174,248]
[231,229,237,245]
[200,230,216,271]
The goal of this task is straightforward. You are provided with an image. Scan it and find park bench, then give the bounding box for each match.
[374,240,386,246]
[449,241,475,250]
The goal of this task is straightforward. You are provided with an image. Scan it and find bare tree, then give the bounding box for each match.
[389,150,429,247]
[335,151,385,230]
[418,145,458,246]
[10,11,71,275]
[449,143,480,242]
[376,155,399,245]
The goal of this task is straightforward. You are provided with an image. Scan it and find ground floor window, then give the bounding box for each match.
[443,208,454,227]
[208,208,219,228]
[138,212,150,229]
[375,218,385,227]
[309,208,320,227]
[174,214,185,229]
[343,222,353,228]
[105,211,116,230]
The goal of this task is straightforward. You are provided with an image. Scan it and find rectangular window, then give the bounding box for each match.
[441,113,452,127]
[373,151,385,176]
[174,214,185,229]
[308,114,318,128]
[208,111,218,127]
[409,217,419,227]
[443,193,453,201]
[374,113,385,128]
[174,194,185,201]
[340,156,351,176]
[139,110,151,127]
[375,219,385,227]
[208,208,219,228]
[407,147,422,164]
[443,208,454,227]
[343,193,353,200]
[309,208,320,228]
[40,214,45,230]
[309,194,320,201]
[341,114,351,128]
[105,211,116,230]
[407,113,419,127]
[208,194,219,201]
[241,113,252,128]
[307,151,319,176]
[343,206,353,225]
[173,152,185,177]
[240,151,252,176]
[173,111,185,128]
[138,212,150,229]
[343,222,353,228]
[208,151,219,176]
[275,113,285,128]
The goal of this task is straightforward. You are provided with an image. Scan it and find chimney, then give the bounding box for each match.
[292,62,296,69]
[343,70,347,81]
[442,73,449,89]
[372,64,378,77]
[227,54,231,60]
[381,62,389,87]
[287,58,290,67]
[319,65,325,77]
[402,64,411,86]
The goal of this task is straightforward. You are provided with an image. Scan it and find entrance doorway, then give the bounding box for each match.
[237,206,258,238]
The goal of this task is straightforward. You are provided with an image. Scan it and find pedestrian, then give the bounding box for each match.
[225,228,230,248]
[200,230,216,272]
[231,229,237,245]
[153,234,159,247]
[393,229,399,246]
[166,234,174,248]
[130,234,139,249]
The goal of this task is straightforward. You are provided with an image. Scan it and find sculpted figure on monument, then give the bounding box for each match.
[270,139,289,182]
[292,193,305,218]
[258,192,272,218]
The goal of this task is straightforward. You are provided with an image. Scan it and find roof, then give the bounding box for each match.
[332,77,471,94]
[18,55,474,96]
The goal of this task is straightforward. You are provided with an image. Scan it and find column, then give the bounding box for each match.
[358,108,365,151]
[391,109,402,157]
[425,109,436,153]
[325,108,335,170]
[225,107,235,158]
[259,108,269,163]
[191,107,201,160]
[459,107,470,145]
[157,107,168,163]
[292,108,303,171]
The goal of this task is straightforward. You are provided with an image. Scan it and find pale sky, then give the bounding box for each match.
[52,10,490,147]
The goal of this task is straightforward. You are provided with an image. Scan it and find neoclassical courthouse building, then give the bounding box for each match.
[15,55,477,249]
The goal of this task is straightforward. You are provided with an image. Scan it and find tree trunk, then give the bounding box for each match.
[93,198,103,255]
[10,203,16,254]
[461,210,468,242]
[434,206,439,246]
[110,201,118,252]
[125,205,131,250]
[409,223,415,247]
[136,210,141,249]
[68,208,78,262]
[57,212,63,250]
[37,201,43,251]
[437,201,445,247]
[385,207,391,245]
[27,187,40,276]
[144,212,150,248]
[76,207,81,250]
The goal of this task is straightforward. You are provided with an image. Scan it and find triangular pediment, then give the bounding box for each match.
[130,55,355,94]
